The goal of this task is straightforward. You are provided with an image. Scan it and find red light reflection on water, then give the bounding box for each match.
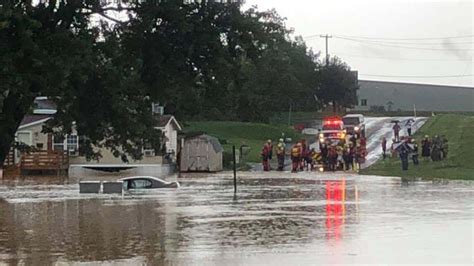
[325,180,346,240]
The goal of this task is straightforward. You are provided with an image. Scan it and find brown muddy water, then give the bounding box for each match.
[0,172,472,265]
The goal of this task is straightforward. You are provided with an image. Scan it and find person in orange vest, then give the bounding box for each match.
[300,139,307,171]
[261,140,272,171]
[291,143,302,173]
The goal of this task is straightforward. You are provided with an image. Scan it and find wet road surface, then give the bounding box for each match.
[0,172,472,265]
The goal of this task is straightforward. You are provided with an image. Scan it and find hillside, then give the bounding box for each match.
[361,114,474,180]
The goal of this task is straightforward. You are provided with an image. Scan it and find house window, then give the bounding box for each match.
[17,132,32,145]
[66,135,79,156]
[143,141,155,157]
[360,99,368,106]
[53,135,79,156]
[53,136,65,151]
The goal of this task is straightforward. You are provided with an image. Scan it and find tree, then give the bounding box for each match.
[0,1,159,166]
[317,57,359,113]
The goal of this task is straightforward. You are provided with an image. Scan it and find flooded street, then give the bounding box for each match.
[0,172,472,265]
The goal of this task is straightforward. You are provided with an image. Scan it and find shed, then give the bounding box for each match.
[180,135,223,172]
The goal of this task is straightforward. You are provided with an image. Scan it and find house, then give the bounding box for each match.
[4,98,182,180]
[180,134,223,172]
[353,80,474,112]
[156,115,182,157]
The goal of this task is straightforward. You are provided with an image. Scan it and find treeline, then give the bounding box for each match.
[0,0,357,162]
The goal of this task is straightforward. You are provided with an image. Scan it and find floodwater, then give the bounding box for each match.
[0,172,472,265]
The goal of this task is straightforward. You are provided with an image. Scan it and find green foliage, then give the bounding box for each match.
[1,0,357,164]
[318,57,359,112]
[362,114,474,180]
[184,121,303,162]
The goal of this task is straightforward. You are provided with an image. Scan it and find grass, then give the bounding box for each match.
[183,121,304,163]
[361,114,474,180]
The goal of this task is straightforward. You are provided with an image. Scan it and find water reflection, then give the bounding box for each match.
[0,173,472,264]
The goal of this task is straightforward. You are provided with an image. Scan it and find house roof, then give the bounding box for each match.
[157,115,182,130]
[34,97,57,109]
[19,114,53,129]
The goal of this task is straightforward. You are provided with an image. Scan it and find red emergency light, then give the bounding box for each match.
[323,116,343,125]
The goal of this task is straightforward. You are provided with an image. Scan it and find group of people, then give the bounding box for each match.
[421,135,449,162]
[261,134,367,173]
[380,133,449,171]
[317,136,367,172]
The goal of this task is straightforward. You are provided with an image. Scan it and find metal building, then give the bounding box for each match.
[180,135,223,172]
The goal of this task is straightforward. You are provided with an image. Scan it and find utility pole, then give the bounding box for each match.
[320,34,332,65]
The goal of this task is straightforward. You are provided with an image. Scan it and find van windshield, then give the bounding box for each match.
[343,117,360,125]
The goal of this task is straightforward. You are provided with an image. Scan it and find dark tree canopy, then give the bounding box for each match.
[0,0,356,166]
[317,57,359,113]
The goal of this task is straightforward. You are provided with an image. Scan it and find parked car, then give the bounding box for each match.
[120,176,179,190]
[342,114,366,137]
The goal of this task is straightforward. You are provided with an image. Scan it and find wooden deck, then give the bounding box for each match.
[21,151,69,170]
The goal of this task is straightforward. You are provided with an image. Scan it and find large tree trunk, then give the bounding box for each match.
[0,93,35,169]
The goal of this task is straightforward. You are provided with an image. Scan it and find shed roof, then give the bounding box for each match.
[187,134,223,153]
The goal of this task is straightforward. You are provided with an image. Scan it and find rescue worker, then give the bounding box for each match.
[350,134,357,148]
[276,138,286,171]
[291,143,302,173]
[421,135,431,161]
[261,142,271,171]
[441,135,449,160]
[343,144,353,171]
[311,149,322,170]
[381,137,387,159]
[266,139,273,160]
[336,145,344,170]
[411,139,419,165]
[305,148,315,171]
[327,144,338,172]
[319,141,329,167]
[393,122,401,142]
[300,139,307,171]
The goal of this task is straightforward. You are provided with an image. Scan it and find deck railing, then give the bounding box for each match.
[20,151,69,171]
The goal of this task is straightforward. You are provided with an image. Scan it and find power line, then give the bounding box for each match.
[335,34,474,41]
[359,74,473,78]
[335,52,473,62]
[335,39,474,46]
[334,36,474,51]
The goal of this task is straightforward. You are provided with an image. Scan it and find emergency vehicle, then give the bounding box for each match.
[315,116,368,172]
[318,116,347,145]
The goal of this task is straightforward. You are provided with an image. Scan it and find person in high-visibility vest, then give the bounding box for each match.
[291,143,302,173]
[276,138,285,171]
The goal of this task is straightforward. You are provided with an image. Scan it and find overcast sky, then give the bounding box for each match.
[244,0,473,86]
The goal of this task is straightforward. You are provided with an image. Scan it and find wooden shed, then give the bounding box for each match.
[180,135,223,172]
